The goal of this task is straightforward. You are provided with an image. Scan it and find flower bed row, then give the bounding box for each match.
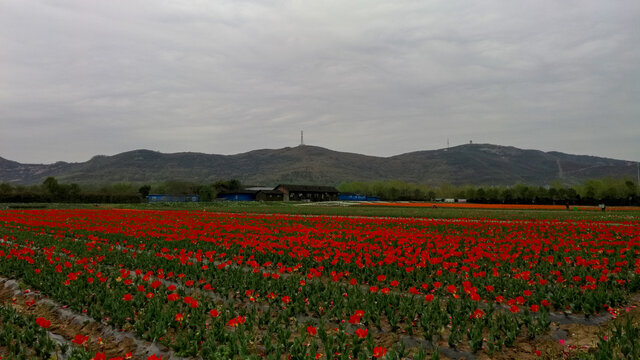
[361,202,640,211]
[0,209,639,359]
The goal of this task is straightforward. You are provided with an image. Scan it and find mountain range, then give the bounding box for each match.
[1,144,637,186]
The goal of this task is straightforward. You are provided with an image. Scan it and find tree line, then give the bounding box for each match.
[337,178,640,205]
[0,178,241,203]
[0,177,638,205]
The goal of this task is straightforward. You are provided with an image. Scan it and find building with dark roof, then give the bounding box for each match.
[275,184,339,202]
[217,189,284,201]
[256,190,284,201]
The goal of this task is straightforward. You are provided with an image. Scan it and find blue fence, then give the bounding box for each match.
[217,193,256,201]
[338,194,380,201]
[147,194,199,202]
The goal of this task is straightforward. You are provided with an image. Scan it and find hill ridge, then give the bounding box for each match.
[1,144,637,186]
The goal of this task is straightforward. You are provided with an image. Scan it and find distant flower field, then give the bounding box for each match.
[0,209,639,359]
[362,202,640,211]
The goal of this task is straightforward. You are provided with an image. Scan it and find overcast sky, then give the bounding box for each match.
[1,0,639,164]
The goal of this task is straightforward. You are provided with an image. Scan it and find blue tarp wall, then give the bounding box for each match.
[217,193,256,201]
[148,194,199,202]
[339,194,380,201]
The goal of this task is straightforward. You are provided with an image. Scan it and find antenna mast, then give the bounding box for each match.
[300,130,304,146]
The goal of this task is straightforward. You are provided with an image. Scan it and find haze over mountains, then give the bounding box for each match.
[0,144,637,187]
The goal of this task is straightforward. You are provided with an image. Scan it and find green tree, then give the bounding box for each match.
[624,179,638,204]
[155,181,200,195]
[0,183,13,196]
[213,179,242,193]
[198,185,217,201]
[42,177,59,195]
[68,184,81,201]
[138,185,151,198]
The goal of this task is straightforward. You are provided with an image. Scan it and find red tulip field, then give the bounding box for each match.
[0,209,639,359]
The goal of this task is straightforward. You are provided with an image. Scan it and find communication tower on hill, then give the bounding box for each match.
[300,130,304,146]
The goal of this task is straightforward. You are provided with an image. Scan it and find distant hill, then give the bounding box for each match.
[1,144,637,186]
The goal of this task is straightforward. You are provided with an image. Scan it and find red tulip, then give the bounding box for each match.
[373,346,387,358]
[36,317,50,328]
[306,326,317,336]
[72,334,89,345]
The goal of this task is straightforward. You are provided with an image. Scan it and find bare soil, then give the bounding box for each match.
[0,278,143,359]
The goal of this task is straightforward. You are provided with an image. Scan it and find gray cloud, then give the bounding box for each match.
[1,0,638,164]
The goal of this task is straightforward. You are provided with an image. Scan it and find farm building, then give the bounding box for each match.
[244,186,275,191]
[275,184,339,202]
[147,194,199,202]
[217,185,340,202]
[217,190,284,201]
[256,190,284,201]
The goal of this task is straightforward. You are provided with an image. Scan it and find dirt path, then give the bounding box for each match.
[0,277,187,360]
